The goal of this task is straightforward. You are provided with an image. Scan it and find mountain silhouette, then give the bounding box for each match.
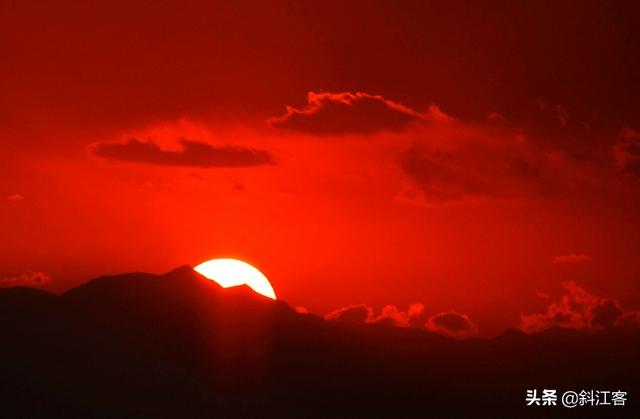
[1,267,638,418]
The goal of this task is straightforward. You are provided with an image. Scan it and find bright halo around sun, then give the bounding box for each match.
[194,258,276,300]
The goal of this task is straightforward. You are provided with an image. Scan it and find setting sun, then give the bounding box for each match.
[194,258,276,300]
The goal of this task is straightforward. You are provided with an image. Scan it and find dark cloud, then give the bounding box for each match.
[248,88,639,207]
[519,281,639,333]
[0,272,51,288]
[270,91,451,135]
[91,139,275,168]
[397,138,559,204]
[425,311,479,338]
[392,102,624,205]
[324,304,373,323]
[269,90,635,205]
[552,253,591,264]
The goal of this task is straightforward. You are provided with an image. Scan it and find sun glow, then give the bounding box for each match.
[194,258,276,300]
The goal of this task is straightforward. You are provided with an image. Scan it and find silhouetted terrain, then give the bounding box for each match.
[1,267,638,418]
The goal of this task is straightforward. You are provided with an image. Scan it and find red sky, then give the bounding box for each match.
[2,0,639,335]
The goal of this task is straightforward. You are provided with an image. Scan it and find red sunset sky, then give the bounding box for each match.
[1,1,639,335]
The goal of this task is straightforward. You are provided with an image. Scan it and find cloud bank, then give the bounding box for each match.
[272,90,630,204]
[519,281,639,333]
[324,303,478,337]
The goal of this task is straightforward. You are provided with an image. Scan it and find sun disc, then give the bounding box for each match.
[194,258,276,300]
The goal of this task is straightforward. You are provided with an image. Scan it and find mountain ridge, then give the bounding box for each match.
[1,267,638,418]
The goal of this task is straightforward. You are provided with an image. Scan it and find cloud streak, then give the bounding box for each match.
[324,304,374,323]
[91,138,275,168]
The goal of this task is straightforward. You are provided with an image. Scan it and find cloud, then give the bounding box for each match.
[487,112,508,124]
[617,311,640,328]
[425,311,479,338]
[90,138,275,168]
[269,90,631,205]
[324,304,374,323]
[397,135,563,204]
[324,304,480,338]
[269,91,451,135]
[518,281,639,333]
[324,303,426,328]
[393,109,609,205]
[0,272,52,288]
[589,299,624,329]
[371,303,426,328]
[612,127,640,177]
[537,100,571,127]
[552,253,591,264]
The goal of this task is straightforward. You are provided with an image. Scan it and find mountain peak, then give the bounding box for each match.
[165,264,197,277]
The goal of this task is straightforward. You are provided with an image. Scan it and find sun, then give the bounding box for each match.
[194,258,276,300]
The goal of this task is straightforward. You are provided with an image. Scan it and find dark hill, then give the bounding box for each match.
[1,267,638,418]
